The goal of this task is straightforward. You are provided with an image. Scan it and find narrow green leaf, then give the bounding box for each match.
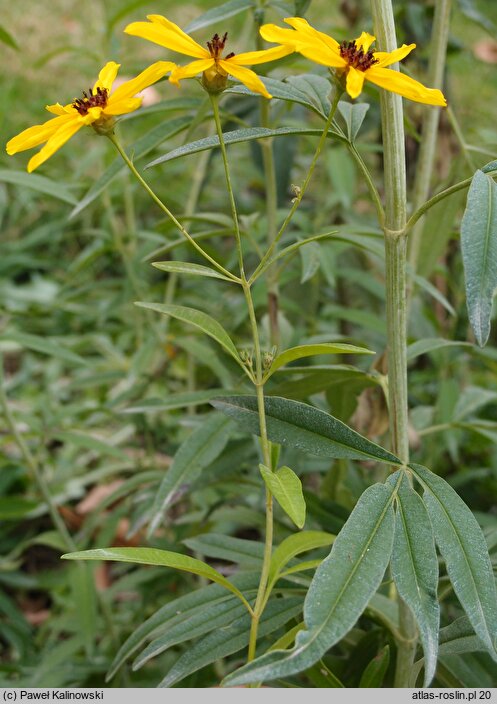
[265,342,374,380]
[133,599,248,670]
[407,338,472,361]
[460,169,497,346]
[53,431,128,460]
[256,232,338,276]
[226,76,332,118]
[211,395,402,465]
[0,25,19,50]
[411,464,497,659]
[267,530,335,590]
[390,473,440,687]
[121,389,236,414]
[337,101,370,142]
[159,597,303,687]
[2,330,89,366]
[152,261,233,281]
[70,563,97,656]
[146,127,346,169]
[147,414,231,536]
[135,302,240,363]
[69,116,190,218]
[439,617,488,656]
[182,534,263,566]
[61,547,251,611]
[223,482,396,685]
[260,465,306,528]
[106,573,260,680]
[0,498,38,519]
[0,170,76,204]
[300,241,321,283]
[359,645,390,687]
[185,0,254,32]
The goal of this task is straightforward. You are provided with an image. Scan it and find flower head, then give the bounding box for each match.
[260,18,447,106]
[124,15,293,98]
[6,60,175,172]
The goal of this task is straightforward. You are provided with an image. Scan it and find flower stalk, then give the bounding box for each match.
[371,0,417,686]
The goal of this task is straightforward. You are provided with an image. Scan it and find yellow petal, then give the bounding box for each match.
[125,18,208,59]
[284,17,341,54]
[373,43,416,68]
[232,44,294,66]
[169,59,214,85]
[260,23,303,48]
[27,119,84,172]
[218,60,271,98]
[6,114,74,155]
[355,31,375,53]
[346,66,366,99]
[104,98,143,115]
[46,103,70,115]
[296,41,347,69]
[110,61,176,102]
[365,66,447,106]
[93,61,120,93]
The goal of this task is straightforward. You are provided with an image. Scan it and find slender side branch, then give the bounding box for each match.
[408,0,452,277]
[250,90,342,284]
[108,132,240,283]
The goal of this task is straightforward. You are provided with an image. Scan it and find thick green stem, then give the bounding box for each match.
[107,132,239,283]
[210,95,245,278]
[0,360,76,552]
[371,0,417,687]
[408,0,452,277]
[250,90,342,284]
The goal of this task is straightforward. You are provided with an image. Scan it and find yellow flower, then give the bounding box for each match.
[6,60,175,172]
[260,17,447,106]
[124,14,293,98]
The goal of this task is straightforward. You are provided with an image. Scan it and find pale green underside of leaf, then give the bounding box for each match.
[460,169,497,346]
[152,260,233,281]
[389,473,440,687]
[410,464,497,659]
[223,482,395,685]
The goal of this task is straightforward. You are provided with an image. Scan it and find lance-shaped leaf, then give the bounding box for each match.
[223,482,396,686]
[152,261,233,281]
[0,169,76,204]
[389,473,440,687]
[211,395,402,466]
[461,169,497,346]
[146,126,347,169]
[260,465,306,529]
[185,0,254,32]
[411,464,497,660]
[159,597,303,687]
[264,343,374,381]
[267,530,335,594]
[61,547,251,613]
[135,303,241,364]
[147,414,232,536]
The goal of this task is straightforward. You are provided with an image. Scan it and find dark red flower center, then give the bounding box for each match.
[72,86,109,116]
[207,32,235,61]
[339,40,378,71]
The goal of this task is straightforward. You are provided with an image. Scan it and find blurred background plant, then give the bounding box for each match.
[1,0,497,688]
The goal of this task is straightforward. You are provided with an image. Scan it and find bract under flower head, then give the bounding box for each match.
[260,17,447,106]
[124,14,293,99]
[6,61,175,172]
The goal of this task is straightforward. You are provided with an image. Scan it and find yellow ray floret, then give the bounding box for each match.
[124,14,293,98]
[6,61,175,172]
[260,17,447,106]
